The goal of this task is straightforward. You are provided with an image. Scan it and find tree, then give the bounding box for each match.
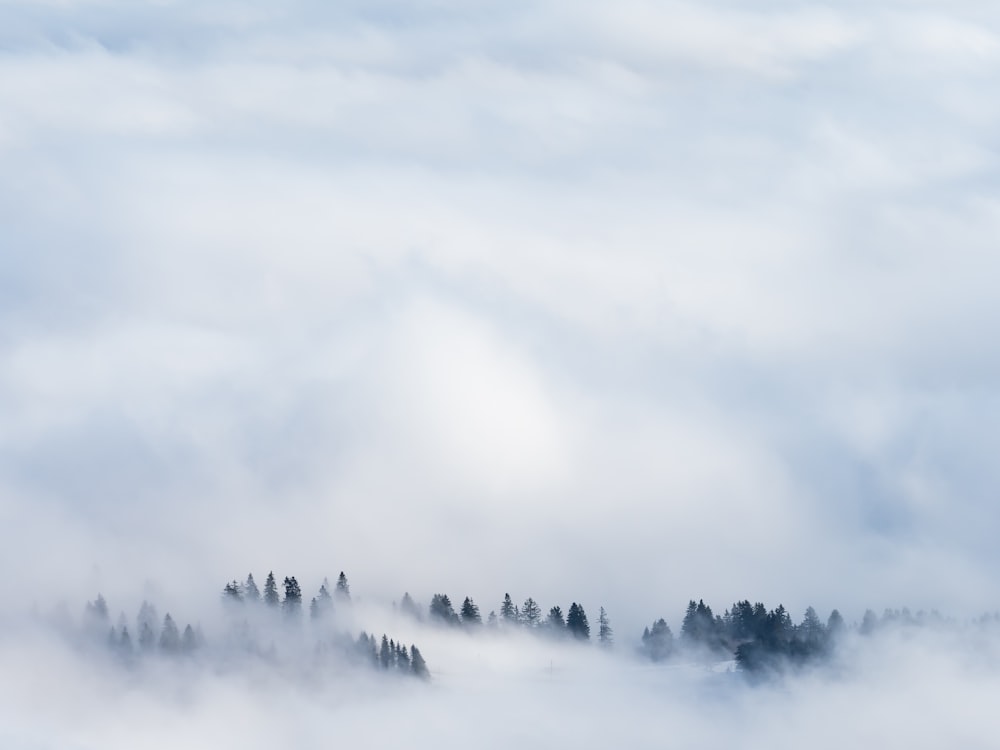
[429,594,459,625]
[827,609,845,636]
[222,580,243,604]
[521,598,541,628]
[460,597,482,627]
[336,572,351,602]
[313,579,333,620]
[860,609,878,635]
[598,607,613,647]
[283,576,302,619]
[640,618,674,662]
[243,573,261,603]
[379,634,392,670]
[546,606,566,632]
[159,613,180,652]
[263,572,280,608]
[410,645,429,679]
[499,594,517,625]
[566,603,590,640]
[799,606,823,644]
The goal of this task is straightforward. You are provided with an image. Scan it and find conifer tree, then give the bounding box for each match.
[336,572,351,602]
[139,621,156,652]
[566,603,590,640]
[429,594,459,625]
[547,605,566,632]
[410,644,429,679]
[598,607,613,647]
[159,614,180,652]
[243,573,261,603]
[379,634,392,669]
[222,580,243,604]
[522,598,541,628]
[461,597,482,627]
[499,593,517,624]
[263,572,280,608]
[283,577,302,619]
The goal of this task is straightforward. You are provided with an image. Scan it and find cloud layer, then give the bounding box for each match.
[1,0,999,643]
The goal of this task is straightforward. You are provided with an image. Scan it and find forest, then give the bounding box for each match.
[61,569,1000,686]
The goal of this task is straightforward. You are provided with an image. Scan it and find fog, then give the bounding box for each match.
[2,0,999,745]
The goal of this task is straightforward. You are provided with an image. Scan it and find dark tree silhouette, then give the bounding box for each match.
[283,577,302,618]
[522,598,541,628]
[460,597,482,627]
[566,603,590,640]
[243,573,261,603]
[263,572,280,608]
[336,572,351,602]
[429,594,459,625]
[547,605,566,632]
[640,618,674,661]
[499,594,518,625]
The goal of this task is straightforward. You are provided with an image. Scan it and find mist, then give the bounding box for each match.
[2,0,999,745]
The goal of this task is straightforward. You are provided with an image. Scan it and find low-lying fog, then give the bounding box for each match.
[2,590,998,749]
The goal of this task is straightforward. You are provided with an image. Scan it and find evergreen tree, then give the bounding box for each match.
[283,577,302,619]
[86,594,109,625]
[799,606,823,644]
[566,603,590,640]
[159,613,181,652]
[499,593,517,624]
[410,644,429,679]
[429,594,459,625]
[379,634,392,670]
[487,610,498,627]
[222,580,243,604]
[640,618,674,661]
[263,572,280,608]
[521,598,541,628]
[460,597,482,627]
[546,606,566,632]
[398,644,410,671]
[827,609,845,636]
[598,607,613,647]
[243,573,261,603]
[310,597,320,620]
[336,572,351,602]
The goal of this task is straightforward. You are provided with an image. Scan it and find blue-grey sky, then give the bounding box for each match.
[1,0,999,632]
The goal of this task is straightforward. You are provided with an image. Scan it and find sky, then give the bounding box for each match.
[1,0,1000,640]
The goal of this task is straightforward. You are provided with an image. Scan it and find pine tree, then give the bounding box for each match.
[379,634,392,670]
[159,613,181,652]
[522,598,541,628]
[283,576,302,619]
[429,594,459,625]
[598,607,613,647]
[263,572,280,608]
[566,603,590,640]
[460,597,482,627]
[222,580,243,604]
[547,605,566,632]
[243,573,261,603]
[410,645,429,679]
[336,572,351,602]
[827,609,845,636]
[499,593,517,624]
[640,618,674,661]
